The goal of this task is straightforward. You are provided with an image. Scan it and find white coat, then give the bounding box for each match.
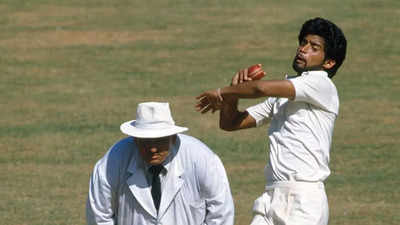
[86,134,234,225]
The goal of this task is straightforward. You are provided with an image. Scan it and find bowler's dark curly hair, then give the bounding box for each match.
[298,17,347,78]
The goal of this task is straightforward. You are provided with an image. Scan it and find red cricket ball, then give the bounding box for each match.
[247,64,265,80]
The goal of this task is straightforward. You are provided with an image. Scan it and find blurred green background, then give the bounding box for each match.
[1,0,399,224]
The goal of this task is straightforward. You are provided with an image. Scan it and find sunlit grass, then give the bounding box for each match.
[1,0,399,224]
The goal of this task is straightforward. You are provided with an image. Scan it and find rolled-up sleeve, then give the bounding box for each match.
[86,156,117,225]
[246,98,275,127]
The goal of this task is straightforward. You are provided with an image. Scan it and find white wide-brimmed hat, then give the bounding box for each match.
[120,102,188,138]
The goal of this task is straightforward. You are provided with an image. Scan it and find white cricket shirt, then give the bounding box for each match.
[247,71,339,183]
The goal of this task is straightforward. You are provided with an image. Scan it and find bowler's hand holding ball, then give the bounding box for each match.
[247,64,265,80]
[233,64,266,85]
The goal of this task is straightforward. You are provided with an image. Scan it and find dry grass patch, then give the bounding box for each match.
[9,5,81,26]
[1,162,92,224]
[329,192,398,225]
[0,30,172,49]
[338,99,400,135]
[5,5,118,27]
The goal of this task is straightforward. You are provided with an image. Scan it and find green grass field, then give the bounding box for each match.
[1,0,399,224]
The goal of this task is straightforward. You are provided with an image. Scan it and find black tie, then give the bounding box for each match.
[149,165,163,211]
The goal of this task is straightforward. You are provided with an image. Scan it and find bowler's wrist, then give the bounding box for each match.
[218,87,238,104]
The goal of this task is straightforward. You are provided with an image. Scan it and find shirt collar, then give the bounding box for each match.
[300,70,328,77]
[286,70,328,79]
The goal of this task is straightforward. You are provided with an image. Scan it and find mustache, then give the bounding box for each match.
[295,53,305,61]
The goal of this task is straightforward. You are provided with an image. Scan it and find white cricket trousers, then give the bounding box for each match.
[250,181,329,225]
